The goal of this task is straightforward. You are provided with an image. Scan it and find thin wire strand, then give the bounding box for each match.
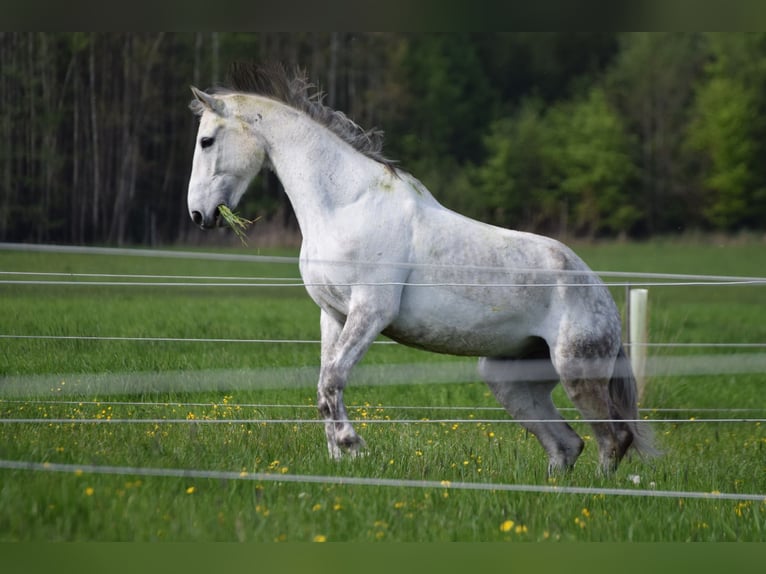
[3,398,763,413]
[2,278,764,288]
[2,242,765,284]
[0,417,763,425]
[0,270,303,282]
[0,458,762,502]
[0,334,329,344]
[1,334,763,348]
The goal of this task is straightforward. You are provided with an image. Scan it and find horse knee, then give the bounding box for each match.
[317,365,346,413]
[317,393,331,418]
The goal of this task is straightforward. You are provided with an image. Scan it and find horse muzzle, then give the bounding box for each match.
[190,208,221,230]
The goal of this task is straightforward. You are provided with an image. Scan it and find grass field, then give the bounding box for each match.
[0,239,764,541]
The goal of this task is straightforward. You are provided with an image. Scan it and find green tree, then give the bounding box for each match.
[474,99,552,230]
[686,33,766,230]
[475,33,618,107]
[394,33,496,164]
[6,33,765,246]
[546,87,639,237]
[606,33,707,234]
[475,88,637,236]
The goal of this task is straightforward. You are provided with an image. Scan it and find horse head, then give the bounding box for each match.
[187,87,267,229]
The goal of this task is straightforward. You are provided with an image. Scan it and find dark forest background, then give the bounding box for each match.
[2,32,766,246]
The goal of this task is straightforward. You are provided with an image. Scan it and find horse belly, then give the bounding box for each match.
[383,286,550,357]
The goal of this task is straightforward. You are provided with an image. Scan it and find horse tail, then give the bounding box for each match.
[609,346,660,458]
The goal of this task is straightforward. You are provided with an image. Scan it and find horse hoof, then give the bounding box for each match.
[331,434,366,459]
[547,459,576,477]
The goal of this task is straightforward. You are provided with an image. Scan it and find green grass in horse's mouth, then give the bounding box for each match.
[218,204,257,245]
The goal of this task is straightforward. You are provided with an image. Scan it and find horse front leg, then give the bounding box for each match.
[317,305,396,459]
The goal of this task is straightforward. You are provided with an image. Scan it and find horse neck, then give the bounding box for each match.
[246,96,381,234]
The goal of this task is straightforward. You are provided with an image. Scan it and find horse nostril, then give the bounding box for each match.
[191,211,204,227]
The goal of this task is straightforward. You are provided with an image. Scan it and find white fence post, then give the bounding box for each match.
[629,288,649,402]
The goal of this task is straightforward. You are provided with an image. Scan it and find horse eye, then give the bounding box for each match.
[200,137,215,149]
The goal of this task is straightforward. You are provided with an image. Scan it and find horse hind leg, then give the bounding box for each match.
[478,353,585,475]
[553,346,634,474]
[558,376,632,473]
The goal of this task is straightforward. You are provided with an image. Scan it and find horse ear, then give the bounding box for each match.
[190,86,224,115]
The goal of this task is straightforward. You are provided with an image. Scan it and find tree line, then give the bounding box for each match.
[1,32,765,246]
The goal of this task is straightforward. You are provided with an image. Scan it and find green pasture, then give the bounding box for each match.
[0,239,764,541]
